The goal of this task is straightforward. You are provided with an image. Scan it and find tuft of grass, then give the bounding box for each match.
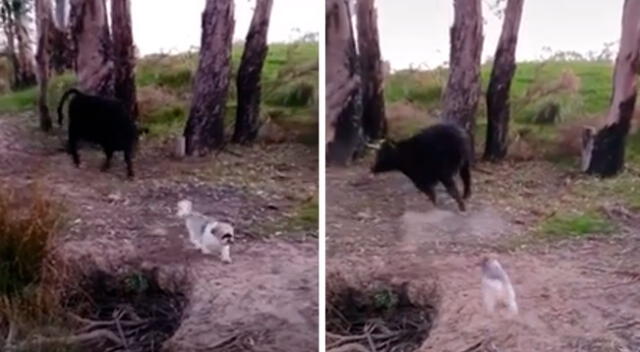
[0,185,70,349]
[384,69,444,108]
[539,210,616,238]
[372,288,399,312]
[0,187,62,298]
[288,194,319,232]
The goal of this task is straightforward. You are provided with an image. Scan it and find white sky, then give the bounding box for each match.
[130,0,321,55]
[376,0,623,70]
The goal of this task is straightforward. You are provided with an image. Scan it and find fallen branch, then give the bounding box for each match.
[6,329,123,351]
[607,320,640,330]
[460,341,483,352]
[327,342,372,352]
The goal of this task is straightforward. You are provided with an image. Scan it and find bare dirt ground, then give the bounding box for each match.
[0,114,318,352]
[327,155,640,352]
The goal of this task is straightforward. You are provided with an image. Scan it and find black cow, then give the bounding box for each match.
[57,88,147,178]
[370,123,472,211]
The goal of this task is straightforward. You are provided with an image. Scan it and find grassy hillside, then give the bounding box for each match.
[383,60,640,163]
[0,41,318,144]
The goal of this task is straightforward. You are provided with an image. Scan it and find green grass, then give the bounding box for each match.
[0,87,37,112]
[539,210,616,238]
[288,194,319,233]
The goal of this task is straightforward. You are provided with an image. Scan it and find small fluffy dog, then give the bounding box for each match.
[480,257,518,316]
[176,199,234,263]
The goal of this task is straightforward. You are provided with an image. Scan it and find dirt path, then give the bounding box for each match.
[327,157,640,352]
[0,115,318,352]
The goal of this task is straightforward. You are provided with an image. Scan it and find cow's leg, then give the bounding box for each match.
[440,177,465,211]
[101,149,113,172]
[460,162,472,199]
[124,148,134,179]
[416,183,437,206]
[68,133,81,167]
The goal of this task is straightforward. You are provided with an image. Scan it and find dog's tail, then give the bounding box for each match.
[57,88,81,126]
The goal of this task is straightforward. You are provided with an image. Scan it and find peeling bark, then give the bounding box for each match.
[111,0,138,119]
[356,0,386,141]
[35,0,53,131]
[442,0,483,161]
[484,0,524,161]
[69,0,114,96]
[326,0,363,166]
[232,0,273,144]
[583,0,640,177]
[183,0,234,155]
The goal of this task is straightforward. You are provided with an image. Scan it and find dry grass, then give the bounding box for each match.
[0,185,63,299]
[0,185,73,349]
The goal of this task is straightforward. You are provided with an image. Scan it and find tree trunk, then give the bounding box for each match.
[232,0,273,144]
[483,0,524,161]
[35,0,53,131]
[582,0,640,177]
[2,11,22,89]
[111,0,138,119]
[55,0,66,27]
[356,0,386,141]
[183,0,234,155]
[442,0,483,161]
[69,0,114,96]
[326,0,363,166]
[15,13,37,87]
[50,0,74,73]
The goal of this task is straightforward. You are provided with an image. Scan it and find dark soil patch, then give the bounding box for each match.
[326,271,439,352]
[64,267,188,352]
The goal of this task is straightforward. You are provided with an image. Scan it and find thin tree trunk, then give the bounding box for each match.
[2,12,22,89]
[582,0,640,177]
[15,13,37,87]
[326,0,363,166]
[35,0,53,131]
[356,0,386,141]
[232,0,273,144]
[111,0,138,119]
[183,0,234,155]
[484,0,524,161]
[55,0,66,27]
[69,0,114,96]
[442,0,483,161]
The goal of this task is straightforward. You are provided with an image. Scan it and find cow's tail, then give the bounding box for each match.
[57,88,81,126]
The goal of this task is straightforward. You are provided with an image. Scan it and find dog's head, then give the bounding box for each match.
[212,222,234,244]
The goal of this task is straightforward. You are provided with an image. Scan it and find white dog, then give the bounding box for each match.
[176,200,234,263]
[480,257,518,316]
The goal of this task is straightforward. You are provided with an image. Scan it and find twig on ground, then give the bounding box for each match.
[607,320,640,330]
[327,342,372,352]
[460,341,483,352]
